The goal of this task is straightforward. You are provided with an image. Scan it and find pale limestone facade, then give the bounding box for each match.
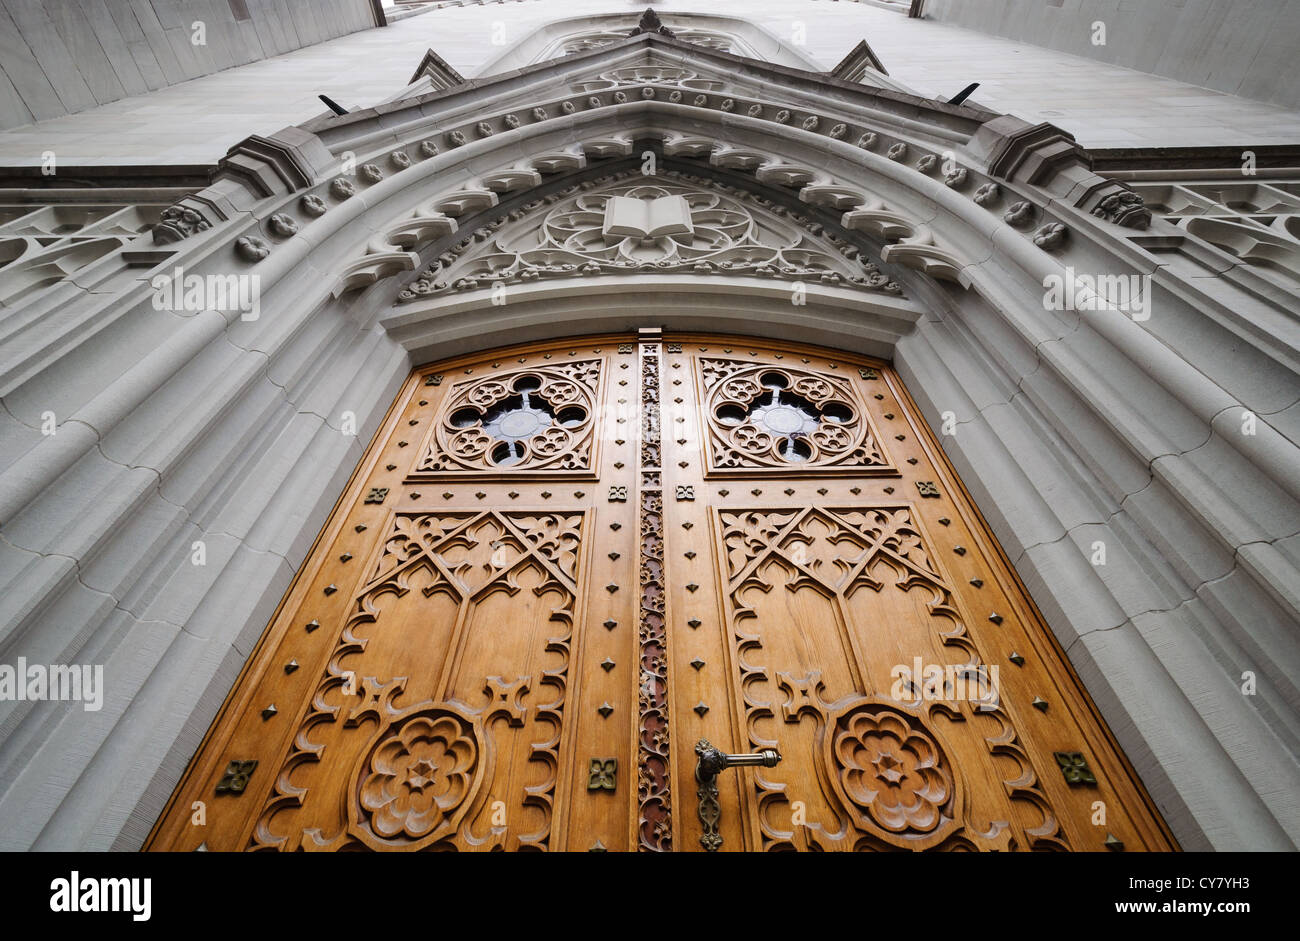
[0,0,1297,852]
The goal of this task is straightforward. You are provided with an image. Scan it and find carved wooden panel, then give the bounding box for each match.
[146,338,642,853]
[712,504,1053,850]
[246,508,582,852]
[146,334,1175,853]
[698,357,894,476]
[636,338,672,850]
[662,337,1177,853]
[411,359,603,477]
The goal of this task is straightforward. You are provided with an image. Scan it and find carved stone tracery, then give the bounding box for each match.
[1129,179,1300,286]
[561,26,733,56]
[397,173,903,302]
[1,203,161,306]
[574,66,719,93]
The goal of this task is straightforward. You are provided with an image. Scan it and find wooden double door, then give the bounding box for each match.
[147,332,1175,852]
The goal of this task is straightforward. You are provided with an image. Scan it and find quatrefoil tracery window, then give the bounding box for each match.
[451,375,587,467]
[701,359,893,475]
[715,372,854,463]
[415,362,602,477]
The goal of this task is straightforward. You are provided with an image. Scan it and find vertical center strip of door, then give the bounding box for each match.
[637,333,671,851]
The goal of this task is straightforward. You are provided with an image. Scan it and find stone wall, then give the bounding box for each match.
[0,0,380,132]
[5,0,1300,169]
[922,0,1300,111]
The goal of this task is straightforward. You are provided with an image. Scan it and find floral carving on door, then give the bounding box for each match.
[351,703,485,849]
[714,504,1066,852]
[249,509,582,852]
[827,702,958,841]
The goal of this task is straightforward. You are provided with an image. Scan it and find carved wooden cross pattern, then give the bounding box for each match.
[146,334,1175,852]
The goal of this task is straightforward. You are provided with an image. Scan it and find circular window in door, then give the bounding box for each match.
[701,358,890,474]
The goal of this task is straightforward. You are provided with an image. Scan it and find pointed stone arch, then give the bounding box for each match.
[476,8,826,75]
[152,34,1149,341]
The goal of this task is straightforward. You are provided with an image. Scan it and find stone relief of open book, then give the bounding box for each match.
[602,194,694,240]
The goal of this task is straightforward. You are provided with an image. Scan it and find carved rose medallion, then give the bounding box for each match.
[352,706,484,848]
[827,702,958,846]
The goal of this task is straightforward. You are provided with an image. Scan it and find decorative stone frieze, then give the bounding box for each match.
[397,172,903,302]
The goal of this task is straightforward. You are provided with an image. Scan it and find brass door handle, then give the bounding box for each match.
[695,738,781,851]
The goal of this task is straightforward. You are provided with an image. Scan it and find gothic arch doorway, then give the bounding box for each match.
[145,333,1176,852]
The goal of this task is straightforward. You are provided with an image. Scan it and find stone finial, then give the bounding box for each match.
[408,48,466,88]
[213,128,334,199]
[629,9,675,38]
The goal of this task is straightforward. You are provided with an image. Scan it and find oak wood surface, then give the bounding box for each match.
[145,332,1177,852]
